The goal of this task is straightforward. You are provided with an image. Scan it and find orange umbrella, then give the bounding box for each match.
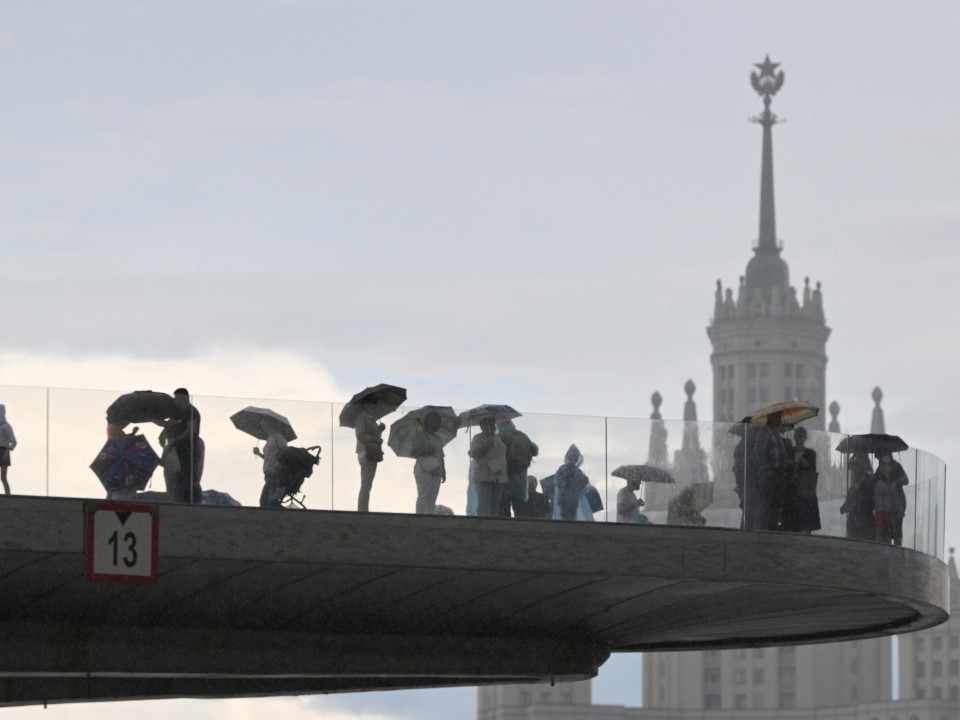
[750,400,819,427]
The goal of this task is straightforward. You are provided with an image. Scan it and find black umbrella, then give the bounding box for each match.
[836,433,909,455]
[611,465,676,484]
[106,391,177,425]
[339,384,407,428]
[230,406,297,442]
[457,404,521,428]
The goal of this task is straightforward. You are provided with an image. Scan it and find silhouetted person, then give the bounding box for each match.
[469,416,507,517]
[411,411,446,515]
[355,396,385,512]
[874,452,909,545]
[792,427,820,533]
[840,451,875,540]
[616,476,645,523]
[497,420,539,517]
[730,417,753,528]
[254,430,289,508]
[750,412,787,530]
[163,388,203,504]
[0,404,15,495]
[515,475,551,519]
[667,487,706,526]
[555,444,588,521]
[779,435,802,532]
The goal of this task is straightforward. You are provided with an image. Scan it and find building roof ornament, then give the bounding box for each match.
[745,54,790,304]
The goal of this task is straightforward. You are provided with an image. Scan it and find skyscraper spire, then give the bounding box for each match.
[750,55,784,252]
[743,55,789,304]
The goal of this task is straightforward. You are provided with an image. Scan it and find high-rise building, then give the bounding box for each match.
[477,54,956,720]
[707,55,830,429]
[899,549,960,703]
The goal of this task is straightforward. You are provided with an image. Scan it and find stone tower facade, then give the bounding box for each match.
[707,56,831,429]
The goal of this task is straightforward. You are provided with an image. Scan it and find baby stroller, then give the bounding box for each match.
[262,445,321,509]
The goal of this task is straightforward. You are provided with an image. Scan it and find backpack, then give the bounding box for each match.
[506,431,534,473]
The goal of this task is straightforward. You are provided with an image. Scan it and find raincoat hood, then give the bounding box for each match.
[564,444,584,467]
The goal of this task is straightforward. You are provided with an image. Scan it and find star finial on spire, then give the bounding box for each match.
[750,54,785,101]
[754,55,780,78]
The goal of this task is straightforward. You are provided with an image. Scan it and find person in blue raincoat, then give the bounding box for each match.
[554,444,589,521]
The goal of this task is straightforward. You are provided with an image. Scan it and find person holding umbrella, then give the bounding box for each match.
[354,396,387,512]
[389,406,458,515]
[255,432,290,507]
[410,411,448,515]
[468,416,508,517]
[616,475,646,523]
[231,406,299,508]
[340,384,406,513]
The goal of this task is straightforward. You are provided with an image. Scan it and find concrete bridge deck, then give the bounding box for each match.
[0,496,949,706]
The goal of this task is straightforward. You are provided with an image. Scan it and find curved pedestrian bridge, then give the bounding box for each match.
[0,384,950,705]
[0,496,949,706]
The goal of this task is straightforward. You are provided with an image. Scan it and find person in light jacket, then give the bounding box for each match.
[411,411,446,515]
[469,416,507,517]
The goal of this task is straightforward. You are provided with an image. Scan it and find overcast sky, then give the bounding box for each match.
[2,1,960,717]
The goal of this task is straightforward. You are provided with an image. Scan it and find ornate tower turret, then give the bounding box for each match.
[707,57,831,429]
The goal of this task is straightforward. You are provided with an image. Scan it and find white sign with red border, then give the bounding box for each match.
[85,502,159,584]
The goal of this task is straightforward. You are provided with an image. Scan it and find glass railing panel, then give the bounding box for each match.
[0,384,50,498]
[908,449,946,557]
[1,383,948,560]
[47,387,125,500]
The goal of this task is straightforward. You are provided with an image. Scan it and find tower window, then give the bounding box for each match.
[718,366,726,380]
[753,669,765,684]
[748,363,757,377]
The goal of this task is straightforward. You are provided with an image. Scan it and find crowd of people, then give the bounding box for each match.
[0,394,916,546]
[733,414,823,534]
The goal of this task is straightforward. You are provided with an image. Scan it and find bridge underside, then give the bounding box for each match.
[0,497,948,706]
